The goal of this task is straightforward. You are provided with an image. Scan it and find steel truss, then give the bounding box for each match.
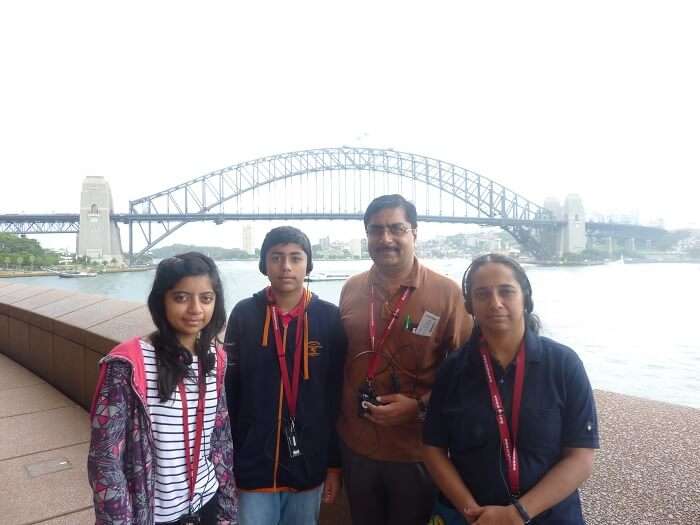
[586,222,667,241]
[0,214,80,234]
[127,147,556,259]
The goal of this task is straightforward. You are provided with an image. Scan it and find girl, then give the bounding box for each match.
[88,252,238,524]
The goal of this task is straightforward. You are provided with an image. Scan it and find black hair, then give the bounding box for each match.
[258,226,313,275]
[363,194,418,229]
[461,253,540,334]
[147,251,226,401]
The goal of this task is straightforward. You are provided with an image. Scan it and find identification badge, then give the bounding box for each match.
[414,311,440,337]
[284,418,303,458]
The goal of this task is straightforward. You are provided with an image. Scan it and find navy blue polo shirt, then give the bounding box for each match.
[423,329,599,524]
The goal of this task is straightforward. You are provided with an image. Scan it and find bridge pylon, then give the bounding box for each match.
[541,194,587,257]
[77,177,125,265]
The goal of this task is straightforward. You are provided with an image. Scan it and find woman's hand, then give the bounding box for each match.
[468,504,522,525]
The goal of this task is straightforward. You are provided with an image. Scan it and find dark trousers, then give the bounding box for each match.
[158,493,218,525]
[341,440,437,525]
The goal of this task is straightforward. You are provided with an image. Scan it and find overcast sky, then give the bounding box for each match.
[1,1,698,251]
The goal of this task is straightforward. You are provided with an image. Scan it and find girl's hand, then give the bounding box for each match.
[470,504,522,525]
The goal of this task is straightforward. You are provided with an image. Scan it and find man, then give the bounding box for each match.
[337,194,472,525]
[225,226,346,525]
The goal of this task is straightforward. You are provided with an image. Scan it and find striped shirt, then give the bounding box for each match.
[141,340,219,523]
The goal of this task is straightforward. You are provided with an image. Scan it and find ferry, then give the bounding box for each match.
[57,271,98,278]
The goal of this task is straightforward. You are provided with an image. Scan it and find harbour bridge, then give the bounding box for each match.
[0,147,668,262]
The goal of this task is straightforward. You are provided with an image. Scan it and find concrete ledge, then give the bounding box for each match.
[0,284,151,410]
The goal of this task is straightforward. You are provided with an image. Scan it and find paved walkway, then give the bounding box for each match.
[0,353,93,525]
[2,352,699,525]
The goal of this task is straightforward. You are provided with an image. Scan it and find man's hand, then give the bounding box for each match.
[363,393,419,426]
[322,469,342,504]
[468,504,522,525]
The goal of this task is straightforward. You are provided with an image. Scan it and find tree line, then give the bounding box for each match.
[0,233,60,269]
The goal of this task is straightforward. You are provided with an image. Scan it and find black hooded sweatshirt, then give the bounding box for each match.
[224,289,347,491]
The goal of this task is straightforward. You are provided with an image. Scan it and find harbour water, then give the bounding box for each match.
[9,259,700,409]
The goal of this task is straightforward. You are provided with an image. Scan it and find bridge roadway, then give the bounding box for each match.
[1,280,697,524]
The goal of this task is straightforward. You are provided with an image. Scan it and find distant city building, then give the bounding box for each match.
[544,197,563,220]
[242,224,254,254]
[319,236,331,250]
[608,211,640,225]
[349,238,362,257]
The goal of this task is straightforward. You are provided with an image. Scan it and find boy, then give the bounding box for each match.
[225,226,346,525]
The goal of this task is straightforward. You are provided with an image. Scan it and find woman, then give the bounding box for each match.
[423,254,599,524]
[88,252,239,524]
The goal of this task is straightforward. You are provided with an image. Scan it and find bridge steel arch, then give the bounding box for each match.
[126,147,557,261]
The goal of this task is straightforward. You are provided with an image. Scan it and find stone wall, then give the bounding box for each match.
[0,281,152,409]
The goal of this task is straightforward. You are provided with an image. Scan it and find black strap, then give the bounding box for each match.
[511,497,532,524]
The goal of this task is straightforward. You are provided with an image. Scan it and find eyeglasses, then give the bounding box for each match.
[366,223,414,238]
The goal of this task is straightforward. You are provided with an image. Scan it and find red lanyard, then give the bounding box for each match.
[271,303,305,418]
[178,360,206,501]
[366,285,412,382]
[478,338,526,496]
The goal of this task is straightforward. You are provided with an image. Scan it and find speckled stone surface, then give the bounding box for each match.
[34,508,94,525]
[581,390,700,525]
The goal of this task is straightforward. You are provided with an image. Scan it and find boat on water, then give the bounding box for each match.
[57,271,98,278]
[304,272,351,282]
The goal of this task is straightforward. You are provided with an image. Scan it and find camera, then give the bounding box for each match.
[357,384,379,416]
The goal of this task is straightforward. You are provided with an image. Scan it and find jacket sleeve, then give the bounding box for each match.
[87,361,133,524]
[326,308,348,470]
[212,363,240,524]
[224,306,242,433]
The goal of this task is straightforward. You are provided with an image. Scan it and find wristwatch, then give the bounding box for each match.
[511,498,532,524]
[416,397,428,422]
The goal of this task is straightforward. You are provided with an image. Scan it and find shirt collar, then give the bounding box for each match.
[369,257,421,290]
[524,327,542,362]
[266,287,307,317]
[464,325,542,368]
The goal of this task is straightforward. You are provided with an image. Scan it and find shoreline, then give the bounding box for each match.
[0,266,155,278]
